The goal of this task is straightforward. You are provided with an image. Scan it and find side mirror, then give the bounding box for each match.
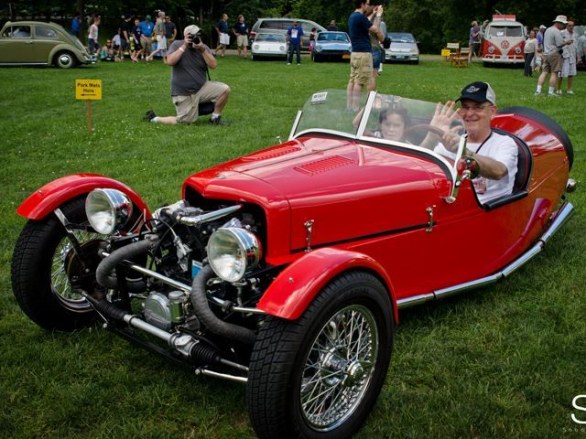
[382,37,391,49]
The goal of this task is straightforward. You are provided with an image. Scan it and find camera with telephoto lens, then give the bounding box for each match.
[188,34,201,45]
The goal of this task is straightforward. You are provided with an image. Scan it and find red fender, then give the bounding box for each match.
[16,174,151,220]
[257,247,398,323]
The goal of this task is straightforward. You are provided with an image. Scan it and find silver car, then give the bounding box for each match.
[384,32,419,64]
[0,21,95,68]
[311,31,351,62]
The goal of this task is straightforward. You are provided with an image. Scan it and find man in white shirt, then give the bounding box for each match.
[424,82,518,204]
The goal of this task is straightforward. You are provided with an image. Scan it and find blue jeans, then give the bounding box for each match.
[288,42,301,64]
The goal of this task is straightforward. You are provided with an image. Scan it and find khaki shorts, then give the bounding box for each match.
[542,52,562,74]
[141,35,153,53]
[349,52,373,87]
[237,35,248,48]
[173,81,229,123]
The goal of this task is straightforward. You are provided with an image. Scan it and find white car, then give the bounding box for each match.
[384,32,419,64]
[251,33,287,61]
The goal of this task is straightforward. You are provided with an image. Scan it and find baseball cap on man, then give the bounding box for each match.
[184,25,201,37]
[456,81,496,105]
[553,15,568,24]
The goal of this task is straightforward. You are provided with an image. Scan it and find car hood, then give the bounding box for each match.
[184,136,448,256]
[316,42,350,50]
[388,42,416,51]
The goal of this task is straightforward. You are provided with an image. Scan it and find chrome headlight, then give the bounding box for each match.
[207,227,262,283]
[85,188,133,235]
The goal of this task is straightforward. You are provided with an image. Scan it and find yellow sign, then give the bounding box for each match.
[75,79,102,100]
[441,49,451,58]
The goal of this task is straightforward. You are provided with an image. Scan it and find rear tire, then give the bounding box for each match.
[54,51,77,69]
[247,271,393,438]
[11,197,101,331]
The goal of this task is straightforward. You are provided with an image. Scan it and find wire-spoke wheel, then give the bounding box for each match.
[300,304,379,430]
[247,271,393,439]
[11,197,102,331]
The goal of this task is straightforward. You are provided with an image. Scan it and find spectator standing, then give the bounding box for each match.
[131,17,144,62]
[88,14,101,55]
[523,30,537,77]
[287,20,304,65]
[346,0,385,111]
[578,30,586,66]
[140,15,155,57]
[535,15,573,96]
[556,20,578,95]
[71,12,81,37]
[215,13,230,57]
[309,27,317,54]
[144,25,230,126]
[233,15,249,58]
[367,2,386,92]
[468,20,481,63]
[119,14,133,59]
[327,20,338,31]
[165,15,177,46]
[147,11,168,62]
[479,19,489,39]
[536,24,546,50]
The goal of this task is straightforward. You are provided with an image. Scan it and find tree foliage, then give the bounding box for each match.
[2,0,584,52]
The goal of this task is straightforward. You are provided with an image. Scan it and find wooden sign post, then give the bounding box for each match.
[75,79,102,133]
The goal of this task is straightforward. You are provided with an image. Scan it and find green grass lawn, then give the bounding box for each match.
[1,56,585,438]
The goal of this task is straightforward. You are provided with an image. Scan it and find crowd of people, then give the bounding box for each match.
[74,11,178,63]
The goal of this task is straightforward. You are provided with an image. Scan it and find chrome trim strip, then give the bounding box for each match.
[402,202,574,305]
[434,274,501,300]
[501,243,542,277]
[397,293,435,309]
[540,202,574,245]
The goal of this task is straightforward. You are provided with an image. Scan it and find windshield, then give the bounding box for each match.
[256,33,286,42]
[318,32,349,42]
[290,89,466,184]
[488,25,524,38]
[388,33,415,43]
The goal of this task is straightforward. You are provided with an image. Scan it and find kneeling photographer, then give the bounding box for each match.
[145,24,230,125]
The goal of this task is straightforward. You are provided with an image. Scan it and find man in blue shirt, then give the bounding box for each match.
[215,13,229,57]
[347,0,386,110]
[139,15,155,57]
[287,21,304,65]
[71,13,81,37]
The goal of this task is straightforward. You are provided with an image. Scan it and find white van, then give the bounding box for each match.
[481,15,526,65]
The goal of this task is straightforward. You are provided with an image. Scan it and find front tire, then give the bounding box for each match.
[247,271,393,439]
[11,196,102,331]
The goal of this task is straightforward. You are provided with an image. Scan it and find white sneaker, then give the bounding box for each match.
[567,90,574,95]
[534,91,541,96]
[547,92,560,97]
